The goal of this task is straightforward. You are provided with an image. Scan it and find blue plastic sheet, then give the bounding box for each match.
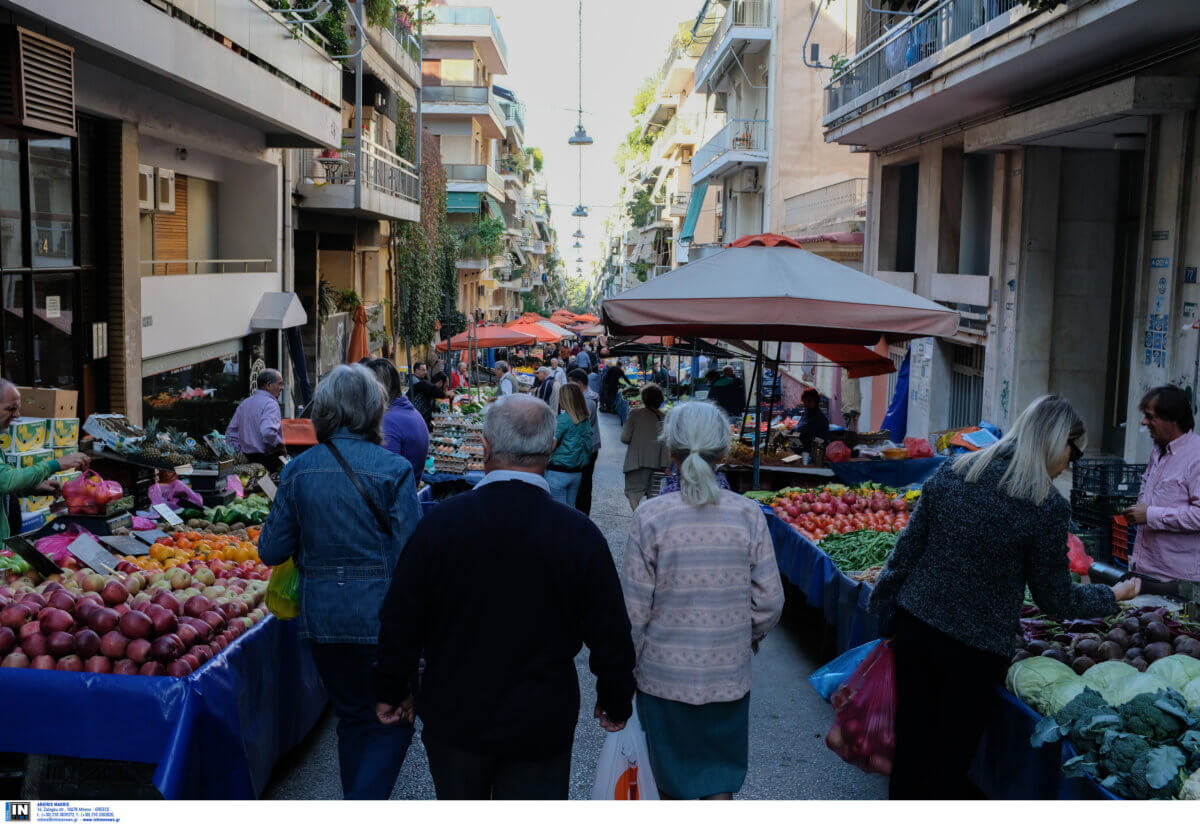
[0,616,327,799]
[828,456,946,488]
[809,639,880,700]
[420,471,485,486]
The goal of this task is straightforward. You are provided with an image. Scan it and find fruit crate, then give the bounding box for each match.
[1111,515,1138,564]
[1072,525,1112,564]
[1070,489,1136,530]
[1072,458,1145,496]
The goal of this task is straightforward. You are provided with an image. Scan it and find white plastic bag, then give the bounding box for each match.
[590,705,660,800]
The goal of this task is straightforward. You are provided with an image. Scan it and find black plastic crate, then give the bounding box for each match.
[1070,489,1136,529]
[1071,525,1112,564]
[1072,458,1145,496]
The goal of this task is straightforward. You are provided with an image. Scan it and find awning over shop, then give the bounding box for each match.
[485,195,505,221]
[679,179,709,242]
[447,192,480,214]
[250,292,308,330]
[505,321,561,343]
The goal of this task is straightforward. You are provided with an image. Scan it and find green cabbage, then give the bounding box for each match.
[1183,680,1200,712]
[1102,672,1171,707]
[1082,660,1138,701]
[1044,680,1086,715]
[1146,655,1200,693]
[1007,657,1079,714]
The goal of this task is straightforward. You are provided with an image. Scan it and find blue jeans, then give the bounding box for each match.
[308,642,414,799]
[545,470,582,507]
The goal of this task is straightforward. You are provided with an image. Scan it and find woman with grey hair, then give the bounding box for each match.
[868,394,1141,800]
[258,364,421,799]
[621,401,785,799]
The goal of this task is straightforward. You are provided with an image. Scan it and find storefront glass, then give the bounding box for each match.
[143,351,243,437]
[29,138,74,270]
[0,141,21,270]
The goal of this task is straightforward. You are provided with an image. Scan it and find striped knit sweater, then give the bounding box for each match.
[621,489,785,705]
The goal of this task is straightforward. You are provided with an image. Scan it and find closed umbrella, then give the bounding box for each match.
[346,305,369,364]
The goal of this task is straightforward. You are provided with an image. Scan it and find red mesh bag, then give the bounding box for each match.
[825,640,897,775]
[825,441,851,462]
[1067,533,1094,576]
[903,437,934,458]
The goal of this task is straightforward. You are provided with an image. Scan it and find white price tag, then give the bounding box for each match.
[257,476,277,501]
[174,464,194,475]
[152,503,184,526]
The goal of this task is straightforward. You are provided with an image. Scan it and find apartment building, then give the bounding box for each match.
[292,7,423,382]
[823,0,1200,463]
[0,0,342,429]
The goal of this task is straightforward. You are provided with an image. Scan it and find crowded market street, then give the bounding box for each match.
[265,410,887,801]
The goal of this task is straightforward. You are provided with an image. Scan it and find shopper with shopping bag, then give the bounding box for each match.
[621,402,785,800]
[591,706,659,800]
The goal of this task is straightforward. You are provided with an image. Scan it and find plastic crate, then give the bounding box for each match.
[1070,489,1136,529]
[1072,525,1112,564]
[1111,515,1138,563]
[1072,458,1145,496]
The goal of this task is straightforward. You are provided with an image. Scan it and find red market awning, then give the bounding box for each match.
[804,343,896,379]
[436,325,536,352]
[505,322,562,343]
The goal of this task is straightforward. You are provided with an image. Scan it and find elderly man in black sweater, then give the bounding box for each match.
[374,394,635,800]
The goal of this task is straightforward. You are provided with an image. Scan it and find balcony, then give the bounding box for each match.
[658,30,710,96]
[497,156,526,189]
[637,93,680,140]
[651,114,699,161]
[422,86,506,139]
[821,0,1200,148]
[694,0,772,94]
[668,193,690,217]
[499,99,526,143]
[426,6,509,75]
[297,140,420,222]
[691,119,768,185]
[364,16,422,89]
[782,178,868,233]
[18,0,341,148]
[445,164,506,202]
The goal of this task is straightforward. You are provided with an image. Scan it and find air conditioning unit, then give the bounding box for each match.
[734,168,760,192]
[712,92,727,113]
[137,165,155,212]
[156,168,176,213]
[0,27,76,138]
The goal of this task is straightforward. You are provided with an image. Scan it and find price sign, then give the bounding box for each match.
[278,455,291,465]
[174,464,194,476]
[152,503,184,526]
[4,535,62,577]
[99,535,150,557]
[132,529,170,546]
[68,533,123,574]
[257,476,277,501]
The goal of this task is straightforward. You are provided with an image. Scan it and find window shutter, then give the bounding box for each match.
[0,27,76,138]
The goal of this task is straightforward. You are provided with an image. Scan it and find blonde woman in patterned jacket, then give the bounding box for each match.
[620,401,785,800]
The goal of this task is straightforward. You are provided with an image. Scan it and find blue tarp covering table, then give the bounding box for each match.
[1,615,327,799]
[421,470,485,486]
[827,456,946,488]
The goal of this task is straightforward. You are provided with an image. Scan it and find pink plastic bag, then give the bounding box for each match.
[35,526,91,566]
[1067,533,1094,576]
[148,479,203,510]
[61,470,123,515]
[903,437,933,459]
[825,641,897,775]
[225,474,245,499]
[825,441,851,463]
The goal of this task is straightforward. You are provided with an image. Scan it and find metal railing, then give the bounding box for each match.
[652,113,698,159]
[825,0,1021,122]
[141,258,273,276]
[668,193,690,216]
[384,18,421,64]
[497,156,526,177]
[445,164,505,192]
[421,85,507,124]
[692,119,768,172]
[695,0,771,86]
[300,140,419,203]
[430,6,508,65]
[499,99,525,134]
[784,177,868,231]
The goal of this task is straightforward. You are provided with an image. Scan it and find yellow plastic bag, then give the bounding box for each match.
[265,559,300,620]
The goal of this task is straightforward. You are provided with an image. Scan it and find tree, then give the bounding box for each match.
[524,146,544,173]
[565,278,591,314]
[626,184,655,227]
[394,130,447,348]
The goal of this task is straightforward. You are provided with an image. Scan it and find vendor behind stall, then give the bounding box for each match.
[1124,385,1200,582]
[797,388,829,454]
[225,369,285,469]
[0,380,89,539]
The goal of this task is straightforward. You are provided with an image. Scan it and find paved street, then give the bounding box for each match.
[265,412,886,800]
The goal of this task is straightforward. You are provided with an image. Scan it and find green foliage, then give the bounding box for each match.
[614,126,654,170]
[456,217,507,259]
[336,289,363,313]
[629,73,659,119]
[626,184,655,227]
[524,146,544,173]
[520,292,545,316]
[437,231,466,340]
[395,99,416,163]
[394,129,449,348]
[318,279,340,321]
[363,0,395,28]
[633,261,650,282]
[565,278,591,314]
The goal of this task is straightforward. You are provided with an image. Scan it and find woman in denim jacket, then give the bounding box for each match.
[258,364,420,799]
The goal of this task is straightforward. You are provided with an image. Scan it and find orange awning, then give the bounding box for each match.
[506,321,562,343]
[436,324,537,352]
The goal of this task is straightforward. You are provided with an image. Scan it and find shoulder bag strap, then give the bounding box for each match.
[325,440,392,536]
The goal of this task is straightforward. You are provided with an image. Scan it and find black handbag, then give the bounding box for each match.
[325,441,392,536]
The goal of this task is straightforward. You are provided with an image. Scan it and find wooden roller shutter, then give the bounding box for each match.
[152,174,188,274]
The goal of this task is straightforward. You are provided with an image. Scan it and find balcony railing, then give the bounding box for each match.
[300,140,419,204]
[445,164,505,192]
[499,99,525,134]
[140,258,273,276]
[693,119,768,173]
[695,0,771,87]
[430,6,509,65]
[668,193,690,216]
[384,19,421,64]
[652,114,699,159]
[784,178,868,231]
[422,85,506,124]
[825,0,1021,122]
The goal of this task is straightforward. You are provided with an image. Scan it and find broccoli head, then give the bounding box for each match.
[1118,747,1187,800]
[1056,688,1122,754]
[1116,690,1191,742]
[1098,731,1151,777]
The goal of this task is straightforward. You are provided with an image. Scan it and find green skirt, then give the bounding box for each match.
[636,690,751,799]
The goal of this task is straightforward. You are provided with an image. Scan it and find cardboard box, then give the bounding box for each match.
[52,445,78,459]
[51,418,79,448]
[17,387,77,419]
[0,418,48,453]
[5,448,52,469]
[20,495,53,513]
[53,469,81,485]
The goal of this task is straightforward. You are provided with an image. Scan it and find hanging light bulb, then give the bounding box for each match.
[576,257,583,263]
[572,229,584,239]
[567,0,592,147]
[568,125,593,146]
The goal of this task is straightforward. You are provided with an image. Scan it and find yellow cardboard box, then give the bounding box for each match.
[5,448,52,469]
[0,418,48,453]
[52,445,78,459]
[51,418,79,448]
[20,495,53,513]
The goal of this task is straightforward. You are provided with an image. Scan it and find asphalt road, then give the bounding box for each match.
[264,412,886,800]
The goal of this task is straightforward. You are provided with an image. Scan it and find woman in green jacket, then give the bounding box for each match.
[546,383,593,507]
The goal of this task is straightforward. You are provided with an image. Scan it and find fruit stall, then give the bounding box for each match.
[0,507,328,799]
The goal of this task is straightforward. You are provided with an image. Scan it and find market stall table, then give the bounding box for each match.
[3,615,327,799]
[826,457,946,488]
[723,463,836,493]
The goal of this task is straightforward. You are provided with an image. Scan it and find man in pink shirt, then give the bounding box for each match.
[1124,385,1200,582]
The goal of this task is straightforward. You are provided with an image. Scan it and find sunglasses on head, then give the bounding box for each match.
[1068,439,1083,463]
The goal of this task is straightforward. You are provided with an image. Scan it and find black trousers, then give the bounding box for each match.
[889,609,1007,800]
[575,451,599,516]
[423,736,571,800]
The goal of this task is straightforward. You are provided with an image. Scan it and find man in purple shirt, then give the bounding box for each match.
[225,369,285,469]
[1124,385,1200,582]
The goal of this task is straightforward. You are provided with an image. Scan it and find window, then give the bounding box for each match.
[879,162,917,272]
